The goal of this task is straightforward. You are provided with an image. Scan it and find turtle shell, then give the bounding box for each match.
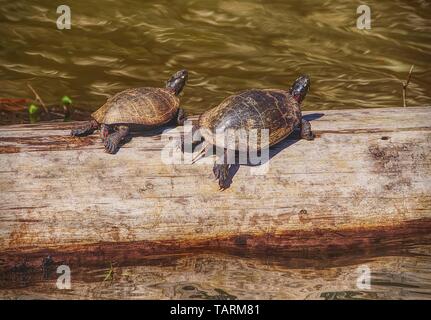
[92,87,179,126]
[199,89,301,151]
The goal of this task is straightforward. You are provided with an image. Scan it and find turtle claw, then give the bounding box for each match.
[300,119,314,140]
[71,127,92,137]
[70,129,81,137]
[71,120,98,137]
[104,134,120,154]
[104,137,119,154]
[104,126,130,154]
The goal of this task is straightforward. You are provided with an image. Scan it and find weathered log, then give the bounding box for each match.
[0,107,430,269]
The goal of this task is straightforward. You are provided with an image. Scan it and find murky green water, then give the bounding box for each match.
[0,0,430,117]
[0,0,430,299]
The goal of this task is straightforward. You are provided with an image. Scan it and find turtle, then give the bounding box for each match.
[181,74,314,189]
[71,69,188,154]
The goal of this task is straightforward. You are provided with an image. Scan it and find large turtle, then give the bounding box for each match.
[71,69,188,154]
[182,74,314,189]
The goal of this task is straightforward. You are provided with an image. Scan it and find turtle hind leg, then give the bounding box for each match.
[104,125,130,154]
[71,119,99,137]
[213,163,229,190]
[300,119,314,140]
[213,148,230,190]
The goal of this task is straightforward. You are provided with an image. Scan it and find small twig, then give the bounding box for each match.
[49,111,66,118]
[402,65,414,108]
[103,262,114,282]
[26,83,49,114]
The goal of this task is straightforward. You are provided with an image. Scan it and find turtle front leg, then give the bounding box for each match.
[176,108,186,126]
[104,125,130,154]
[71,119,99,137]
[213,148,230,190]
[100,124,111,142]
[300,119,314,140]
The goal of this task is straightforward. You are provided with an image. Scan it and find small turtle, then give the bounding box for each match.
[71,70,188,154]
[182,74,314,189]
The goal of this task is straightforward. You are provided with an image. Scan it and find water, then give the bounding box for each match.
[0,0,430,299]
[0,0,430,117]
[1,243,431,299]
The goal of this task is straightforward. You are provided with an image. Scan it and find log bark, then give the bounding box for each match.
[0,107,430,269]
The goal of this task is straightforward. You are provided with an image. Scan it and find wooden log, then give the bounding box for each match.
[0,107,430,269]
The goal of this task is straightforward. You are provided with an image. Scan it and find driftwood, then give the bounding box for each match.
[0,107,430,269]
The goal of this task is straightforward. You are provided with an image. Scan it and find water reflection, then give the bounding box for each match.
[1,244,431,299]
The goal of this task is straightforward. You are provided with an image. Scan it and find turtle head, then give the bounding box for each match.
[289,74,310,104]
[166,69,188,96]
